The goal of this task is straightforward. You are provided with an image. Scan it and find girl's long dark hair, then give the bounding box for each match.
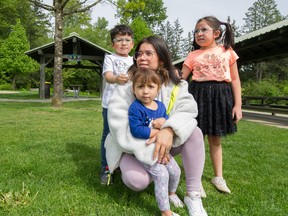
[132,35,181,85]
[192,16,235,50]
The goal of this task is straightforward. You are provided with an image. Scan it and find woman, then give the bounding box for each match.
[105,36,207,216]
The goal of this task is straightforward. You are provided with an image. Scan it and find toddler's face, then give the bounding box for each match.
[133,81,159,106]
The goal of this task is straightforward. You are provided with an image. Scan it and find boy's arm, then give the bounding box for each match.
[104,71,128,85]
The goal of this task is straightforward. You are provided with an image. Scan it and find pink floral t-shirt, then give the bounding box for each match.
[183,45,239,82]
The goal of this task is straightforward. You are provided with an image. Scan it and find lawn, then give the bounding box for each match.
[0,98,287,216]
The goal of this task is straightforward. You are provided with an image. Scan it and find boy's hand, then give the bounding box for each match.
[116,73,129,85]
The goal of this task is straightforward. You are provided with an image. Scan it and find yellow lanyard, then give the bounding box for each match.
[166,85,179,115]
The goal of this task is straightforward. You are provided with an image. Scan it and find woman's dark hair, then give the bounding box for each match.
[192,16,234,50]
[132,35,181,85]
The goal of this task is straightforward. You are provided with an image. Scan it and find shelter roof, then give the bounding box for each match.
[25,32,112,69]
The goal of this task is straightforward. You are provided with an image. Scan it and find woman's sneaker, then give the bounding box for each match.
[211,177,231,193]
[169,194,184,208]
[184,192,208,216]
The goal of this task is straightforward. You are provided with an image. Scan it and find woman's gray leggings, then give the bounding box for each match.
[119,126,205,193]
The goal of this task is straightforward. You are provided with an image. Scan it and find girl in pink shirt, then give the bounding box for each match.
[182,16,242,195]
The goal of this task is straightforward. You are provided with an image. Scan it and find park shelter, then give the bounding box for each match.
[25,32,111,98]
[173,19,288,68]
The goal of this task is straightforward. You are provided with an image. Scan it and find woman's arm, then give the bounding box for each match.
[148,81,199,162]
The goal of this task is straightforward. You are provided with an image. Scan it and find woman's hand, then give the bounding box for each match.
[147,127,174,163]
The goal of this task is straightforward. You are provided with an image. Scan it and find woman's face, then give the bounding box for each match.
[136,42,160,71]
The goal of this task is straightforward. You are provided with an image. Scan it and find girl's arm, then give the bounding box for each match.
[230,62,242,123]
[181,65,192,80]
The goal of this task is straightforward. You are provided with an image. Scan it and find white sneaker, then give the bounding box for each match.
[169,194,184,208]
[172,212,180,216]
[200,184,207,198]
[211,177,231,193]
[184,192,208,216]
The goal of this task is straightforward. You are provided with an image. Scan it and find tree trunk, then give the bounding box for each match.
[51,2,63,107]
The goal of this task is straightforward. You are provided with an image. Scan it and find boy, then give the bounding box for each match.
[100,24,134,185]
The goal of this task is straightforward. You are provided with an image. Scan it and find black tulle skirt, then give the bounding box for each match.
[189,81,237,136]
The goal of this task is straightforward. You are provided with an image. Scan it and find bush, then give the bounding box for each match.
[0,83,13,90]
[242,79,282,96]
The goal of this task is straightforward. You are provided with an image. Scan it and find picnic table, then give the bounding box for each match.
[70,84,82,98]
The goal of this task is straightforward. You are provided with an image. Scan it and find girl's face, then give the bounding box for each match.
[133,80,159,106]
[194,20,220,49]
[135,42,160,71]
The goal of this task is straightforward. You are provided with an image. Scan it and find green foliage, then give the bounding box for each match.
[62,63,102,93]
[0,83,13,90]
[0,0,52,48]
[242,0,283,33]
[0,0,18,40]
[0,20,38,89]
[63,0,93,36]
[130,17,153,53]
[116,0,167,29]
[242,79,283,96]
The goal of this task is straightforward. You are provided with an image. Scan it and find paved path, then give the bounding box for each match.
[243,110,288,129]
[0,97,100,103]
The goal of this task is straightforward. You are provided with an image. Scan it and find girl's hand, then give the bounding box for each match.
[152,118,166,129]
[147,127,174,162]
[232,105,242,124]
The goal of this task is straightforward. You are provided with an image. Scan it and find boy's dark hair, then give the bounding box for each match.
[110,24,134,42]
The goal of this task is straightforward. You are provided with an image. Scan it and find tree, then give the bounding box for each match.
[0,0,51,47]
[242,0,283,33]
[115,0,167,30]
[241,0,286,84]
[157,19,186,60]
[0,20,38,89]
[30,0,105,106]
[130,16,153,51]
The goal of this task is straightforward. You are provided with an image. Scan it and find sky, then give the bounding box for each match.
[92,0,288,35]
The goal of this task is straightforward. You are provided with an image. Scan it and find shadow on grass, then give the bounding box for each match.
[66,142,157,214]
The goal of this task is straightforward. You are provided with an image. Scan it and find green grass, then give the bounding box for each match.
[0,98,287,215]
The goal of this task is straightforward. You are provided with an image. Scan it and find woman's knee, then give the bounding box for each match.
[121,170,151,191]
[120,154,152,191]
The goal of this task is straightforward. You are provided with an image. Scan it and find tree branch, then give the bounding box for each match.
[30,0,54,11]
[63,0,103,16]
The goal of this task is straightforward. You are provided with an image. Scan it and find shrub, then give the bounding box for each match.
[242,79,282,96]
[0,83,13,90]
